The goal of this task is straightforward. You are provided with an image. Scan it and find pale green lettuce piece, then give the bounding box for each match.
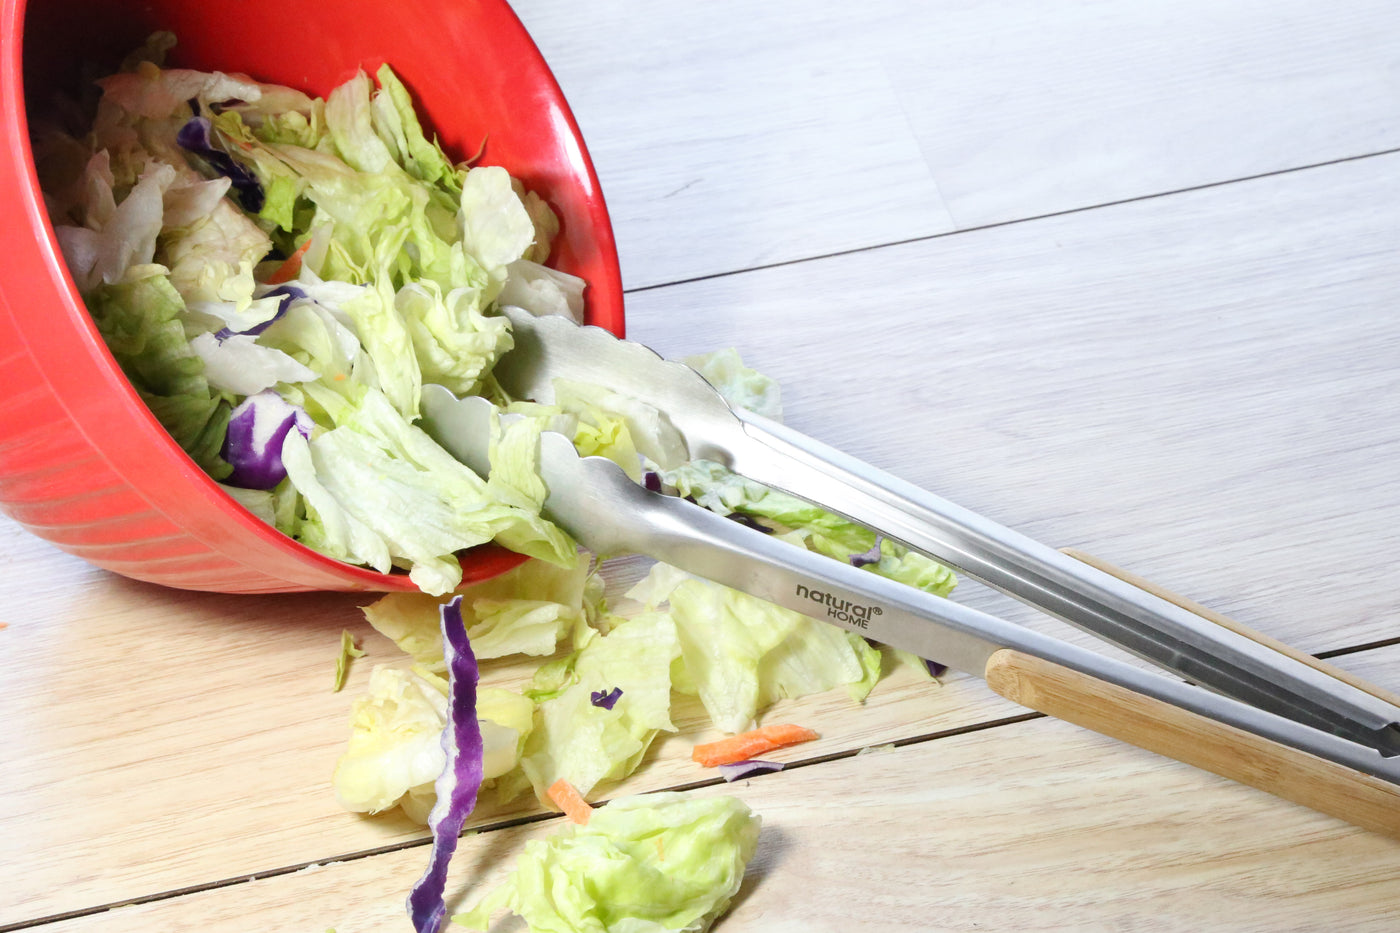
[281,387,576,594]
[396,281,512,396]
[626,564,876,734]
[468,599,583,660]
[333,667,531,823]
[552,378,689,476]
[360,557,595,668]
[499,260,585,321]
[369,64,460,191]
[325,69,397,175]
[512,180,560,265]
[95,63,263,121]
[457,165,538,275]
[333,629,366,692]
[187,331,318,396]
[518,612,680,803]
[162,196,271,309]
[682,347,782,421]
[454,792,760,933]
[83,262,234,479]
[663,461,957,597]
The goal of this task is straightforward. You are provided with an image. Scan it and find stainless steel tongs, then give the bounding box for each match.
[421,306,1400,837]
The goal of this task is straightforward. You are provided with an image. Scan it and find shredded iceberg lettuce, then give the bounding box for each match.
[517,612,681,803]
[331,666,527,822]
[360,556,596,670]
[454,792,760,933]
[34,35,584,594]
[626,563,879,734]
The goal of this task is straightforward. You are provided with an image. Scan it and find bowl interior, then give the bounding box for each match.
[0,0,623,593]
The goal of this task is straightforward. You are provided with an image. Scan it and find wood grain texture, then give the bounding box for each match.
[5,3,1400,930]
[870,0,1400,229]
[512,0,1400,286]
[984,648,1400,841]
[621,150,1400,662]
[1063,547,1400,708]
[0,523,1022,925]
[37,700,1400,933]
[511,1,955,289]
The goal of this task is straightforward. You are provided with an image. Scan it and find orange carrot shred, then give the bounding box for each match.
[691,723,820,768]
[265,239,312,285]
[547,778,594,825]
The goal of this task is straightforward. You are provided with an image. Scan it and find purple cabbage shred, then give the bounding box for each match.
[717,759,785,782]
[590,686,623,710]
[176,115,265,212]
[214,284,307,341]
[925,659,948,678]
[725,511,772,533]
[642,471,662,492]
[220,391,312,489]
[406,596,485,933]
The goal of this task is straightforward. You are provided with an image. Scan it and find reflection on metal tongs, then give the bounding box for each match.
[421,306,1400,838]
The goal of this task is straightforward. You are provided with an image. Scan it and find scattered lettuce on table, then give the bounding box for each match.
[454,792,761,933]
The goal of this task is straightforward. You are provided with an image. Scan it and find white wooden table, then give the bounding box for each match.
[6,2,1400,930]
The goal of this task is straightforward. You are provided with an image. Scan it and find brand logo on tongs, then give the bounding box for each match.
[795,584,884,628]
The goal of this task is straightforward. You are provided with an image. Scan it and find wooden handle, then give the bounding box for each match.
[984,648,1400,839]
[1060,547,1400,709]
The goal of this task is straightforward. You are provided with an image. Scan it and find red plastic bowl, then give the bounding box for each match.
[0,0,624,593]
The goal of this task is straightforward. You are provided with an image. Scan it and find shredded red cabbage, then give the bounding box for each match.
[176,115,265,212]
[590,686,623,710]
[220,391,312,489]
[717,759,785,782]
[213,284,307,341]
[726,512,772,533]
[850,534,885,568]
[406,596,484,933]
[925,659,948,678]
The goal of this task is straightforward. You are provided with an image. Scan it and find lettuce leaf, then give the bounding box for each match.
[361,556,595,667]
[41,49,582,592]
[333,665,531,824]
[663,460,957,597]
[627,564,877,734]
[454,792,760,933]
[518,612,681,802]
[682,348,782,421]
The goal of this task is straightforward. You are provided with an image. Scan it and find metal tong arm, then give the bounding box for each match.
[419,388,1400,837]
[709,408,1400,756]
[485,306,1400,755]
[490,417,1399,783]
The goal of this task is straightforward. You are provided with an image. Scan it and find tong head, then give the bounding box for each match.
[432,307,1400,764]
[490,305,750,465]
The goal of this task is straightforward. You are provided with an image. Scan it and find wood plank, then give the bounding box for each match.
[7,148,1400,924]
[511,0,1400,286]
[619,150,1400,659]
[41,646,1400,932]
[873,0,1400,229]
[0,521,1022,926]
[511,0,954,290]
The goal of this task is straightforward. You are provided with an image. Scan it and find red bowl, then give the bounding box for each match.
[0,0,624,593]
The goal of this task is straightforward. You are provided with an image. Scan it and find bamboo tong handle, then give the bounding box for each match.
[982,552,1400,839]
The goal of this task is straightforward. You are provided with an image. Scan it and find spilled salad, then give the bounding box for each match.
[33,31,581,594]
[38,34,962,933]
[335,349,960,931]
